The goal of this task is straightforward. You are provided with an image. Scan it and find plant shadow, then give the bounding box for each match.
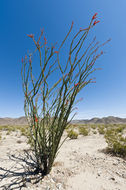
[0,150,43,190]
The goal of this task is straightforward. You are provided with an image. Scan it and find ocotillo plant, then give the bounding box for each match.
[21,13,109,176]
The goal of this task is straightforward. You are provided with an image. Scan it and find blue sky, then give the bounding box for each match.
[0,0,126,119]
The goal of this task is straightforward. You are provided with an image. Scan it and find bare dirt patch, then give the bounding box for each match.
[0,132,126,190]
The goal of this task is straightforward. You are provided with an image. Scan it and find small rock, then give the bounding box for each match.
[56,183,62,189]
[113,160,118,165]
[56,169,60,174]
[97,170,102,176]
[109,177,115,181]
[122,173,126,178]
[73,150,77,154]
[52,177,58,183]
[50,178,55,183]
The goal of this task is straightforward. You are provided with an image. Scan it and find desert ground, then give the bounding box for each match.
[0,125,126,190]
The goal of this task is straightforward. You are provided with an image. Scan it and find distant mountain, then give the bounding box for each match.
[0,116,27,126]
[71,116,126,124]
[0,116,126,126]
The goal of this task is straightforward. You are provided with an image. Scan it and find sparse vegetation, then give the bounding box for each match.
[93,130,97,134]
[98,125,105,134]
[67,130,78,139]
[79,126,89,136]
[104,124,126,157]
[0,125,29,136]
[90,124,97,130]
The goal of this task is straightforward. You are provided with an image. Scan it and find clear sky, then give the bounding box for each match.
[0,0,126,119]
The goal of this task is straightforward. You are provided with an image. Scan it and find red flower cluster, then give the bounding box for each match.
[71,21,74,28]
[27,34,34,38]
[92,13,98,20]
[44,36,47,45]
[93,20,100,26]
[35,115,38,123]
[54,51,59,54]
[75,83,79,87]
[101,51,103,55]
[92,13,100,26]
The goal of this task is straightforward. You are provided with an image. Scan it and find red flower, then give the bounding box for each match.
[92,13,98,20]
[25,93,27,97]
[29,58,32,62]
[22,57,23,63]
[101,51,103,55]
[44,36,47,45]
[71,21,74,27]
[35,115,38,123]
[75,83,79,87]
[27,34,34,38]
[54,51,59,54]
[93,20,100,26]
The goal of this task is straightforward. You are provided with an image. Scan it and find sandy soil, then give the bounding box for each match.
[0,131,126,190]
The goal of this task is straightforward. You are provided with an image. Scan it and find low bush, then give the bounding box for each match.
[90,124,97,130]
[67,130,78,139]
[79,127,89,136]
[105,125,126,157]
[93,130,97,134]
[98,125,105,134]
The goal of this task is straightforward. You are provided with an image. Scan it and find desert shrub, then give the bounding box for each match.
[98,125,105,134]
[115,125,125,133]
[0,126,15,134]
[90,124,97,129]
[93,130,97,134]
[0,125,30,137]
[19,127,27,136]
[0,125,9,131]
[67,130,78,139]
[105,126,126,157]
[79,126,89,136]
[21,13,109,176]
[6,131,11,135]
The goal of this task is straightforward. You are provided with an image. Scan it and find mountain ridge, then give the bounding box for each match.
[0,116,126,125]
